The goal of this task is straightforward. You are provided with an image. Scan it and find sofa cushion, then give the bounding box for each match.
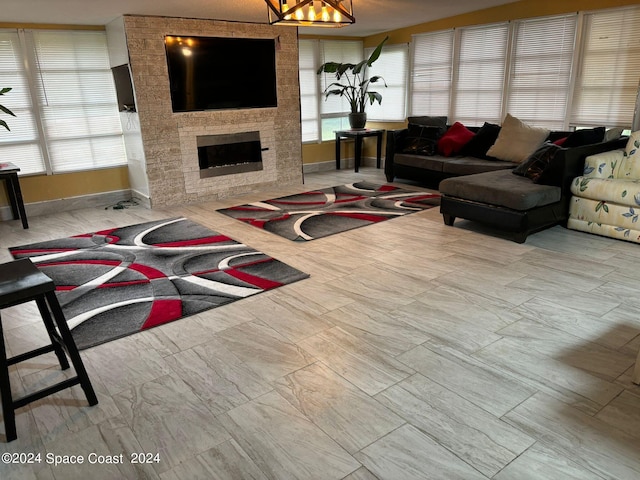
[441,157,517,176]
[408,116,448,129]
[486,114,550,163]
[562,127,605,148]
[437,122,475,156]
[513,142,563,184]
[617,130,640,178]
[570,176,640,207]
[604,127,624,142]
[394,153,445,172]
[440,170,561,211]
[402,124,442,156]
[459,122,501,159]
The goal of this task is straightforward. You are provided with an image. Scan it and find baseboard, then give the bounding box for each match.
[303,156,383,174]
[131,189,152,209]
[0,189,133,222]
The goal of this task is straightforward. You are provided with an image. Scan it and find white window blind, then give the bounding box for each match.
[453,23,509,126]
[571,7,640,127]
[298,39,320,142]
[30,30,126,173]
[366,43,408,121]
[0,30,45,175]
[507,15,577,130]
[319,40,363,116]
[410,30,453,117]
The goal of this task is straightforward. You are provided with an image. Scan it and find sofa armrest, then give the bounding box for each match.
[582,149,625,179]
[384,128,408,180]
[555,138,628,194]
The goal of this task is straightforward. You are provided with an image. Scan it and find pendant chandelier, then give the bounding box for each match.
[265,0,355,27]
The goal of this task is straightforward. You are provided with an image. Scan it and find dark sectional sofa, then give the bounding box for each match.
[385,116,572,184]
[384,116,627,242]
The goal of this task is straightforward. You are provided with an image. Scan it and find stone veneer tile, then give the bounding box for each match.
[123,15,303,207]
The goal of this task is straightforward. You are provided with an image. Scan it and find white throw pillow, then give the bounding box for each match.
[486,114,550,163]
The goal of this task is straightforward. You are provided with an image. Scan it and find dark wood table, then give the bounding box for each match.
[0,162,28,229]
[335,129,384,173]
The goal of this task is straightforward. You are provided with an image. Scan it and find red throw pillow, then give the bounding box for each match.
[437,122,475,157]
[553,137,567,146]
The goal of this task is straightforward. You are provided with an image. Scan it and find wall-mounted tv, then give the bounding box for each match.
[164,35,278,113]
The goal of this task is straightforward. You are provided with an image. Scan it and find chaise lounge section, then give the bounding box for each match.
[439,138,628,242]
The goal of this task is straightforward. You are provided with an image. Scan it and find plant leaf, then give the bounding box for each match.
[0,119,9,131]
[366,36,389,67]
[0,104,16,117]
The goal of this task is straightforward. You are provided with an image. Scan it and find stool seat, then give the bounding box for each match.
[0,258,55,306]
[0,258,98,442]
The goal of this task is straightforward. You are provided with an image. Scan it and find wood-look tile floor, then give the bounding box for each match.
[1,167,640,479]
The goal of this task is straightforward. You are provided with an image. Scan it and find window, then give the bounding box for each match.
[366,43,409,121]
[507,15,577,130]
[298,39,320,143]
[298,39,364,142]
[571,7,640,127]
[452,23,509,126]
[410,30,454,117]
[0,31,44,175]
[319,40,363,141]
[0,29,126,175]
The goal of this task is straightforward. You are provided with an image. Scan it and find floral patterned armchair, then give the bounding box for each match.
[568,131,640,243]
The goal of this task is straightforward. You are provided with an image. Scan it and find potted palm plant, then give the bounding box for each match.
[317,36,389,129]
[0,87,16,131]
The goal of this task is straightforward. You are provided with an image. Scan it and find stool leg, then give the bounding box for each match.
[35,297,70,371]
[0,313,17,442]
[44,292,98,406]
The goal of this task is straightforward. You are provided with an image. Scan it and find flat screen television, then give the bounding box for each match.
[164,35,278,112]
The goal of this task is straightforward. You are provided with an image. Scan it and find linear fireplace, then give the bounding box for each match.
[197,131,264,179]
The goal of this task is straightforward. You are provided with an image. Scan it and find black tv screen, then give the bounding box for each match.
[165,35,278,112]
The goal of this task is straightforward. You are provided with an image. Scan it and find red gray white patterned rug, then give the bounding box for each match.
[217,182,441,241]
[9,217,309,349]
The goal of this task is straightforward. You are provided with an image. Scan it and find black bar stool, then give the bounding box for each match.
[0,258,98,442]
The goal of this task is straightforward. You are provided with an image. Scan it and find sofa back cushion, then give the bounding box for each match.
[616,130,640,179]
[562,127,606,148]
[486,114,550,163]
[459,122,501,159]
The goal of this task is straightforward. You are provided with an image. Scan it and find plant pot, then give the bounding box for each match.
[349,112,367,130]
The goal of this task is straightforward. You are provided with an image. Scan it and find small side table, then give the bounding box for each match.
[335,129,384,173]
[0,162,28,229]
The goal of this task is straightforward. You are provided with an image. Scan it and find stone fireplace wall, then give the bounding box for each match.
[123,16,303,208]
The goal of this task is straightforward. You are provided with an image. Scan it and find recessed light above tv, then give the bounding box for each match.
[164,35,278,113]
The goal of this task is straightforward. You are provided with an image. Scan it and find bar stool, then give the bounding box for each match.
[0,258,98,442]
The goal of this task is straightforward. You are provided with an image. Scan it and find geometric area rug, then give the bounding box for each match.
[9,217,309,350]
[217,181,441,242]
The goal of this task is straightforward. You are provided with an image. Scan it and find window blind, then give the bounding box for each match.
[410,30,453,117]
[0,30,46,175]
[366,43,408,121]
[453,23,509,126]
[319,40,363,116]
[571,7,640,127]
[298,39,320,142]
[30,30,126,173]
[507,15,577,130]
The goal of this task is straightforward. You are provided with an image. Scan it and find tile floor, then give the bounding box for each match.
[0,167,639,479]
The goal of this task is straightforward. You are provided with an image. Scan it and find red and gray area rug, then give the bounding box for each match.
[217,182,441,241]
[9,217,309,350]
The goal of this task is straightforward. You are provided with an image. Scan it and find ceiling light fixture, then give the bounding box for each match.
[265,0,355,27]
